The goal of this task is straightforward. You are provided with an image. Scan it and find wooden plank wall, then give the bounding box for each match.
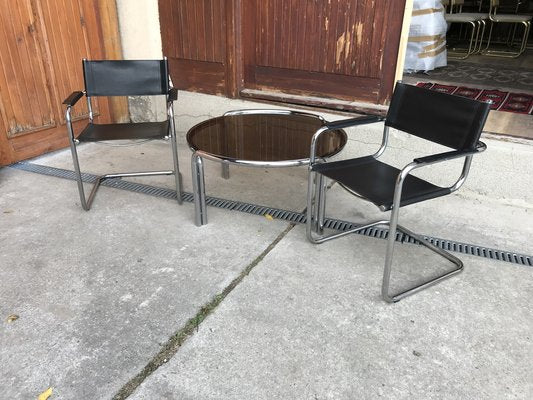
[253,0,387,78]
[0,0,56,138]
[243,0,405,104]
[159,0,229,95]
[158,0,406,106]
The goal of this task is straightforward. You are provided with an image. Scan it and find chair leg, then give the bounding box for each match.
[474,20,487,53]
[448,21,479,59]
[481,20,495,53]
[168,110,183,204]
[305,170,388,244]
[66,141,119,210]
[519,22,531,54]
[68,139,90,211]
[381,205,464,303]
[482,21,530,58]
[314,173,327,234]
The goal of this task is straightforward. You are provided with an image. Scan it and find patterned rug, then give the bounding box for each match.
[417,82,533,115]
[410,60,533,92]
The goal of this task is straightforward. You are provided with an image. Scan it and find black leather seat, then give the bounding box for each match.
[306,82,490,303]
[78,121,170,142]
[313,156,452,211]
[63,59,183,210]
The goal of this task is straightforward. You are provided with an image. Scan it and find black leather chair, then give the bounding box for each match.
[63,59,182,210]
[306,82,490,303]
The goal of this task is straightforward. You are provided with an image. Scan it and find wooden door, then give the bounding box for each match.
[159,0,407,107]
[0,0,119,166]
[159,0,239,96]
[242,0,406,105]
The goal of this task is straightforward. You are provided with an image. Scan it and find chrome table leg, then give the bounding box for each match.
[191,153,207,226]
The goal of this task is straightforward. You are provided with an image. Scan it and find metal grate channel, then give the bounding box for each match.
[10,161,532,268]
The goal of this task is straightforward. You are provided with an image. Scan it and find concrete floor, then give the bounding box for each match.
[1,92,532,399]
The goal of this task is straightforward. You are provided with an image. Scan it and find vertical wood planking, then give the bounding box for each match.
[341,0,353,76]
[177,0,189,59]
[302,0,314,71]
[313,1,324,72]
[159,0,405,104]
[44,0,71,107]
[324,0,338,73]
[265,0,273,67]
[363,0,377,77]
[40,0,92,121]
[214,0,225,61]
[186,0,197,59]
[12,2,40,127]
[0,5,25,132]
[370,0,385,78]
[10,3,39,128]
[241,0,405,104]
[96,0,127,122]
[26,1,56,125]
[258,0,267,66]
[378,0,405,103]
[302,0,312,71]
[272,0,282,69]
[334,0,347,74]
[0,0,115,164]
[17,2,49,128]
[226,0,240,97]
[195,0,206,61]
[286,0,295,70]
[161,0,225,63]
[158,0,173,57]
[0,0,55,137]
[204,0,214,61]
[160,0,230,95]
[250,0,398,79]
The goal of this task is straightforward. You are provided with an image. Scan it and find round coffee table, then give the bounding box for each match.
[187,109,347,225]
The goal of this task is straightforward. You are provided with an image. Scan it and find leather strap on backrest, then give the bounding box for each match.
[385,83,490,150]
[83,59,169,96]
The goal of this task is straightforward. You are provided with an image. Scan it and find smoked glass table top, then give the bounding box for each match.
[186,111,347,167]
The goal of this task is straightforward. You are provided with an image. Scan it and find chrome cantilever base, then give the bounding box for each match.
[67,138,183,211]
[75,170,183,211]
[306,173,463,304]
[306,217,463,303]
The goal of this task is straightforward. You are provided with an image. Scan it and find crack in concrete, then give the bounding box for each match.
[112,223,296,399]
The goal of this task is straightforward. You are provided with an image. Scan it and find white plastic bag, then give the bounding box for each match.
[404,0,447,72]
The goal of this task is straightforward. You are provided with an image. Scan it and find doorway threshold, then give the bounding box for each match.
[240,89,388,116]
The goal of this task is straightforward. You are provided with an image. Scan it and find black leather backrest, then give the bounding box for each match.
[83,59,169,96]
[385,83,490,150]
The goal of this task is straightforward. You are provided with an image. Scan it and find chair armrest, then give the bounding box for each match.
[309,115,383,165]
[325,115,383,130]
[168,88,178,101]
[63,91,84,107]
[413,141,487,165]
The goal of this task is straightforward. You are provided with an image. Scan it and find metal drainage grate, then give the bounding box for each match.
[10,161,532,268]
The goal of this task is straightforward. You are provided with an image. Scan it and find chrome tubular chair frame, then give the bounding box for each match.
[305,83,490,303]
[482,0,532,58]
[445,0,489,59]
[64,58,183,211]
